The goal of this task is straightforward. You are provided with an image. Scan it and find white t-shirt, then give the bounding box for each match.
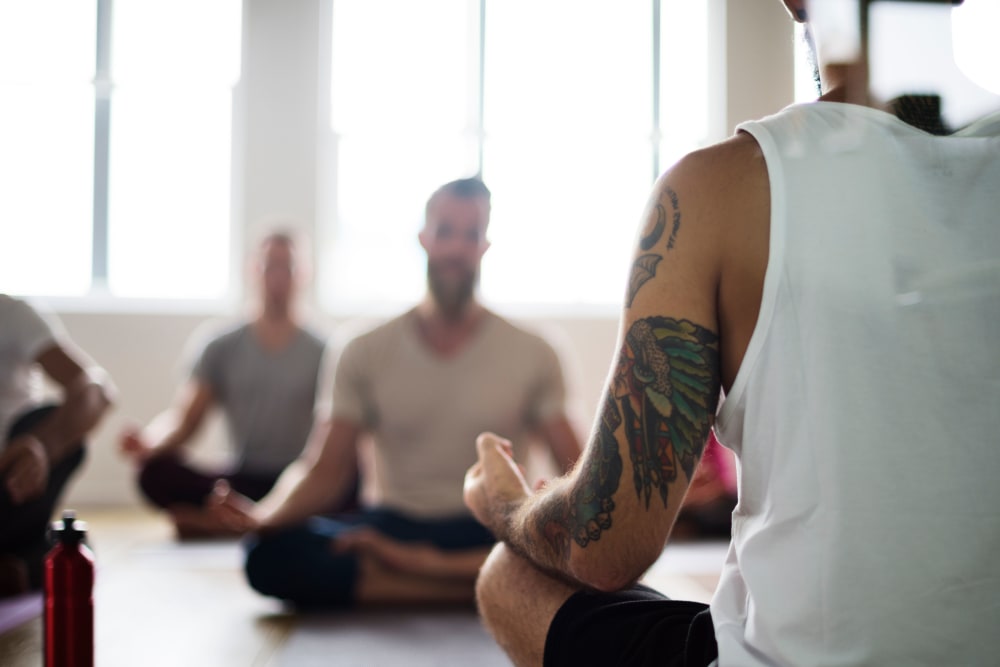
[331,309,567,518]
[0,295,61,448]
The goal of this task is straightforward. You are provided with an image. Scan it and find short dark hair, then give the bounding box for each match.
[425,177,492,221]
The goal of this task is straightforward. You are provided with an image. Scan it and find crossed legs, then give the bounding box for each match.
[476,543,719,667]
[244,509,495,608]
[475,544,578,667]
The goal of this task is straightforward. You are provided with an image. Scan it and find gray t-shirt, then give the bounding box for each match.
[331,309,566,518]
[193,324,325,474]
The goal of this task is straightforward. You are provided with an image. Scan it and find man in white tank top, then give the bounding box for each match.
[465,1,1000,665]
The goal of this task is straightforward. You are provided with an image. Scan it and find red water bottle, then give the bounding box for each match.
[44,510,95,667]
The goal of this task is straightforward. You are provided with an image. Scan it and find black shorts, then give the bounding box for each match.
[544,584,718,667]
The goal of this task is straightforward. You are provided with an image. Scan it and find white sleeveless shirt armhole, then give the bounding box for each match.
[715,121,787,447]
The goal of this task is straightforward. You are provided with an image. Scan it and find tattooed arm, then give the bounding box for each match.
[468,314,720,590]
[465,136,769,590]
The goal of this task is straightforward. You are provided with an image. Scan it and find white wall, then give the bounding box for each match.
[57,0,795,507]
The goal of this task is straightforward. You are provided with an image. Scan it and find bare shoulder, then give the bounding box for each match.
[641,133,768,274]
[663,132,767,211]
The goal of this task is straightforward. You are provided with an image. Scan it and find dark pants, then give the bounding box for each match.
[0,406,86,589]
[137,455,360,512]
[544,584,718,667]
[243,508,495,608]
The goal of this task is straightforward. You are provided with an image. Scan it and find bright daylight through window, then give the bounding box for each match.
[325,0,711,312]
[0,0,241,301]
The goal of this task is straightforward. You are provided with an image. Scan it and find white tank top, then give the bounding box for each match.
[712,102,1000,666]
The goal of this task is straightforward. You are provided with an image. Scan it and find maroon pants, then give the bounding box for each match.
[137,455,358,513]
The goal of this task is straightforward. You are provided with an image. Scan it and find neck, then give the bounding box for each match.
[417,295,482,327]
[819,62,871,107]
[258,303,294,327]
[252,308,298,352]
[414,296,485,357]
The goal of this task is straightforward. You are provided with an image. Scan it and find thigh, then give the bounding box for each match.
[0,443,85,588]
[421,515,496,551]
[224,470,279,502]
[544,584,717,667]
[0,432,85,549]
[138,456,220,508]
[6,404,58,440]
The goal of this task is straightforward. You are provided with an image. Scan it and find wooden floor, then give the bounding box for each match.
[0,508,724,666]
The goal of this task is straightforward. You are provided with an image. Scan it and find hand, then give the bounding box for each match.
[0,434,50,504]
[208,480,261,534]
[333,528,443,576]
[464,432,532,538]
[119,426,154,465]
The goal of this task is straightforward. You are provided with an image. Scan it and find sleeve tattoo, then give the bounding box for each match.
[537,317,719,556]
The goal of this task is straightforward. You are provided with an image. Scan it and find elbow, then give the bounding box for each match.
[84,367,116,412]
[97,382,115,411]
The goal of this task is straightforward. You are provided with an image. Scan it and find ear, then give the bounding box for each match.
[479,239,492,259]
[782,0,808,23]
[418,227,431,252]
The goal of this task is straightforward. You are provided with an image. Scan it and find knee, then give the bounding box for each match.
[137,456,180,507]
[476,543,519,626]
[244,536,289,598]
[244,529,357,607]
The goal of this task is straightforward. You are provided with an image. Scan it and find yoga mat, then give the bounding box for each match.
[273,609,511,666]
[0,593,42,635]
[127,542,245,570]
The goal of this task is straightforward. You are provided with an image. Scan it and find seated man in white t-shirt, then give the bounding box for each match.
[212,178,582,608]
[0,296,114,597]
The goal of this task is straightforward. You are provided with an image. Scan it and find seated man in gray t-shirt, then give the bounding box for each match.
[212,179,582,607]
[120,234,349,538]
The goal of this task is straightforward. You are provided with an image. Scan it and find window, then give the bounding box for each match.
[0,1,97,297]
[0,0,241,301]
[325,0,711,311]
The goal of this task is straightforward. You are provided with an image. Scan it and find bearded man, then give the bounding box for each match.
[214,178,581,608]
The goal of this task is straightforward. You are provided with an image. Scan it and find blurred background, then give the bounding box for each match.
[0,0,995,508]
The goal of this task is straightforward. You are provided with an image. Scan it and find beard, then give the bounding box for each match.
[427,259,478,319]
[803,25,821,97]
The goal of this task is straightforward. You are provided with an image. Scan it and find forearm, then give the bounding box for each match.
[256,459,345,530]
[498,477,582,585]
[142,410,198,456]
[33,374,112,463]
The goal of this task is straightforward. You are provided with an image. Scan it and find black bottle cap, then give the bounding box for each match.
[50,510,88,544]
